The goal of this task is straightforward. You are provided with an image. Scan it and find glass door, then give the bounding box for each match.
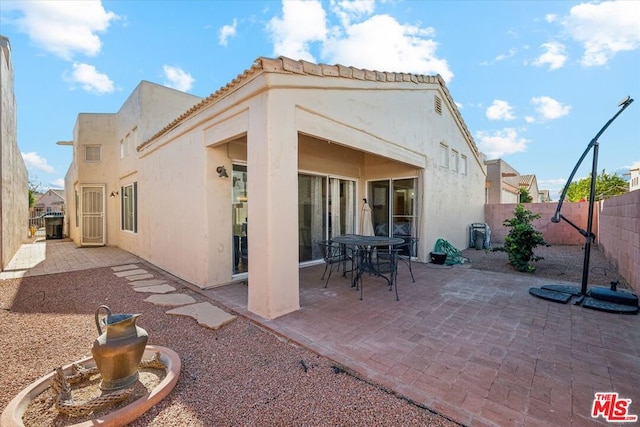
[298,174,326,262]
[298,174,356,262]
[232,165,248,274]
[369,178,416,246]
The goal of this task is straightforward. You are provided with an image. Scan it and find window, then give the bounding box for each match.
[461,155,468,175]
[450,149,459,172]
[84,145,101,162]
[439,142,448,168]
[121,182,137,232]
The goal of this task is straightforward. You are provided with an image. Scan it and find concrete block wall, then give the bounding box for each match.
[484,202,594,246]
[597,191,639,293]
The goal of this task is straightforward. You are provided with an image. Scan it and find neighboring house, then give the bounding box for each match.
[485,159,546,203]
[539,189,552,203]
[484,159,520,204]
[519,174,540,203]
[33,189,65,216]
[0,35,29,271]
[628,168,639,192]
[63,56,486,319]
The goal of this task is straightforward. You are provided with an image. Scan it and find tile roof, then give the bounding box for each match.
[138,56,477,155]
[519,174,535,188]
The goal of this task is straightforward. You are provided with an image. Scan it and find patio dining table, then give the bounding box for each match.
[331,234,405,300]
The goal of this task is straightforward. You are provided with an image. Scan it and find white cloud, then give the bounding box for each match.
[533,42,567,70]
[22,152,55,174]
[531,96,571,120]
[524,116,536,123]
[495,48,517,62]
[219,19,237,46]
[266,0,453,81]
[476,128,529,158]
[545,14,557,23]
[51,178,65,189]
[323,15,452,81]
[563,1,640,67]
[331,0,375,27]
[267,0,328,61]
[163,65,195,92]
[3,0,118,60]
[64,63,114,95]
[486,100,515,121]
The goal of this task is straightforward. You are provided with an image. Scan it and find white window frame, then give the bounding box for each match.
[121,182,137,233]
[84,145,102,162]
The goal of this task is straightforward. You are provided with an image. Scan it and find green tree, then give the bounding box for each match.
[498,204,547,272]
[28,181,41,208]
[519,188,533,203]
[565,169,628,202]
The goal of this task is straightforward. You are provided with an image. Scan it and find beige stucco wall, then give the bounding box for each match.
[66,62,485,319]
[1,35,29,270]
[65,81,202,248]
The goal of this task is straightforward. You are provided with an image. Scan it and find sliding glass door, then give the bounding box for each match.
[368,178,417,242]
[299,174,356,262]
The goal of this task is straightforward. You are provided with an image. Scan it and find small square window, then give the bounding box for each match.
[439,142,448,168]
[84,145,101,162]
[450,149,459,172]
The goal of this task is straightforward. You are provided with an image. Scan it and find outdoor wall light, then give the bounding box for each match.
[216,166,229,178]
[110,191,119,198]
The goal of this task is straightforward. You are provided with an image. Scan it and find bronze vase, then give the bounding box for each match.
[92,305,148,390]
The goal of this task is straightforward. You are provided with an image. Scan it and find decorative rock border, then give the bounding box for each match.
[1,346,180,427]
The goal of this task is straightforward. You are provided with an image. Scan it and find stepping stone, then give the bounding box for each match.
[126,274,154,281]
[130,279,167,288]
[111,264,140,272]
[114,269,148,277]
[144,293,197,306]
[132,284,176,294]
[166,302,236,330]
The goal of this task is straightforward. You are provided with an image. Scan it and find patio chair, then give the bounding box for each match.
[377,237,418,282]
[317,240,352,288]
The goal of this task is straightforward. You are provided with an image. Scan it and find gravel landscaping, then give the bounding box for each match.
[0,267,459,426]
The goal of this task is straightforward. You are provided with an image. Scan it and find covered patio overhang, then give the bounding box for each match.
[207,102,426,320]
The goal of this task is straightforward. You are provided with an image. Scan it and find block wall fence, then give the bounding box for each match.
[484,191,639,294]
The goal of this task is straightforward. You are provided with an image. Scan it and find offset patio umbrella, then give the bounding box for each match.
[528,96,638,314]
[359,199,374,236]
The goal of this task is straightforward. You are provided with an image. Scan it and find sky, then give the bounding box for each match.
[1,0,639,200]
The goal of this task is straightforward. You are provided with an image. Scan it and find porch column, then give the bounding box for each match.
[246,95,300,319]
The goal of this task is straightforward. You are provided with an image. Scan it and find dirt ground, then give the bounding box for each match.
[459,243,632,290]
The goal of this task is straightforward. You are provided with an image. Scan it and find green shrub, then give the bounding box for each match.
[498,204,547,272]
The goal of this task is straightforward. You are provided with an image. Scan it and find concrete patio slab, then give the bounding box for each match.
[166,302,236,330]
[132,284,176,294]
[204,262,640,427]
[144,293,197,306]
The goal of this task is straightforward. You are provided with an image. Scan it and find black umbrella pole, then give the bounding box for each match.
[581,141,599,296]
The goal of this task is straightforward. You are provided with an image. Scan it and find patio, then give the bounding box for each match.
[204,260,640,426]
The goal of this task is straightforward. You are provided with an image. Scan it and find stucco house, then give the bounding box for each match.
[32,189,65,216]
[63,56,486,319]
